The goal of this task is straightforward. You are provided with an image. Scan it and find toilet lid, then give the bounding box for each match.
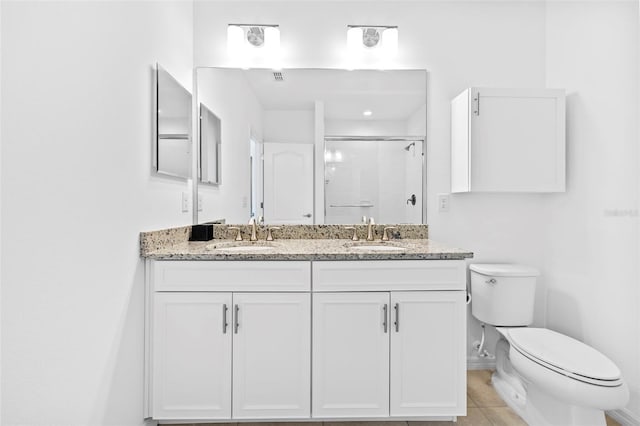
[504,328,622,385]
[469,264,540,277]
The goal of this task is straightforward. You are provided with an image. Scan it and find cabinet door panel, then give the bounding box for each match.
[470,88,565,192]
[390,291,466,416]
[152,292,232,419]
[232,293,311,419]
[313,292,390,418]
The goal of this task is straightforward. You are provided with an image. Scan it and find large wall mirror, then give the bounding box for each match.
[195,67,426,225]
[153,63,192,179]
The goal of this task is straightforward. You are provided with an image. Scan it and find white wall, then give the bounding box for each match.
[544,2,640,421]
[1,1,193,425]
[194,0,639,420]
[325,119,407,136]
[264,110,314,143]
[0,0,3,422]
[407,104,427,136]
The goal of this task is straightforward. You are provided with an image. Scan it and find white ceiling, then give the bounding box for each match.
[240,68,426,121]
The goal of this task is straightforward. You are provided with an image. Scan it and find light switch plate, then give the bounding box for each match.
[181,192,189,212]
[438,193,450,213]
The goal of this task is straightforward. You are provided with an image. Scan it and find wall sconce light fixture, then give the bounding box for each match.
[347,25,398,57]
[227,24,281,67]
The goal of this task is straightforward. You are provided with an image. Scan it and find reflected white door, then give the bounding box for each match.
[263,143,314,224]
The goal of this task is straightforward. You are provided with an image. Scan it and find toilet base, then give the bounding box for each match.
[492,337,608,426]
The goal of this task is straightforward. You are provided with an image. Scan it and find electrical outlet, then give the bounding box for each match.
[198,194,203,212]
[242,196,248,208]
[181,192,189,212]
[438,193,450,212]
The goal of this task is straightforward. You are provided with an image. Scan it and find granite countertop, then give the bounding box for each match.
[141,229,473,261]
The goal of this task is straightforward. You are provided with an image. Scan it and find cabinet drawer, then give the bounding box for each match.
[312,260,465,291]
[152,261,311,292]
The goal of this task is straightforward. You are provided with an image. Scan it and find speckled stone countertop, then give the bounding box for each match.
[140,224,473,261]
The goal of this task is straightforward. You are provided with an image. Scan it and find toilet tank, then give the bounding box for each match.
[470,264,539,326]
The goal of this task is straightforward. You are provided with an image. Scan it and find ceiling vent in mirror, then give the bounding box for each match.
[273,71,284,81]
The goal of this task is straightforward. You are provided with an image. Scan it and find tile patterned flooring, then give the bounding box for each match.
[168,369,621,426]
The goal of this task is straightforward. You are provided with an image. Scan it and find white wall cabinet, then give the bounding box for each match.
[146,259,466,422]
[451,87,565,193]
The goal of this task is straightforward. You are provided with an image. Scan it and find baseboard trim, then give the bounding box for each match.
[467,356,496,370]
[606,408,640,426]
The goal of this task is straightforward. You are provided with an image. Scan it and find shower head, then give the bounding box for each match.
[404,142,415,151]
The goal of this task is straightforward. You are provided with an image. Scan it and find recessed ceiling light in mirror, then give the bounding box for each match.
[363,110,373,117]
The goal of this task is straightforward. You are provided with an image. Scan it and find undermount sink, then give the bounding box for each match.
[347,243,406,252]
[206,241,276,252]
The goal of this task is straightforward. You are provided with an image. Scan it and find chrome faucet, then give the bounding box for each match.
[248,217,258,241]
[366,217,376,241]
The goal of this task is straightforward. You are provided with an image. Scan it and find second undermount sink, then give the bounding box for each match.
[206,241,276,252]
[346,242,406,252]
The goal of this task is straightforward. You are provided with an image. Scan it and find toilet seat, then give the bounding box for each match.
[499,327,623,387]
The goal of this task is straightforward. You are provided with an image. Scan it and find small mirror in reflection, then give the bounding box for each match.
[199,103,221,185]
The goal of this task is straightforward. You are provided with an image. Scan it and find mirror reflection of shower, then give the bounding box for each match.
[404,142,416,155]
[324,138,423,224]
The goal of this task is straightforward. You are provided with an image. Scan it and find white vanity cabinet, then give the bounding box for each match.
[312,261,467,418]
[147,261,311,421]
[146,258,467,422]
[451,87,565,193]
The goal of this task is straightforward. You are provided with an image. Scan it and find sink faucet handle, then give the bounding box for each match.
[266,226,281,241]
[345,226,359,241]
[382,226,398,241]
[228,226,243,241]
[366,217,376,241]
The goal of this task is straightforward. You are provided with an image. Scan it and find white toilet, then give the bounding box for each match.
[470,263,629,426]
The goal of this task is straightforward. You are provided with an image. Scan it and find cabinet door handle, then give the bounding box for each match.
[473,92,480,116]
[234,304,240,334]
[222,304,229,334]
[394,303,400,332]
[383,304,388,333]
